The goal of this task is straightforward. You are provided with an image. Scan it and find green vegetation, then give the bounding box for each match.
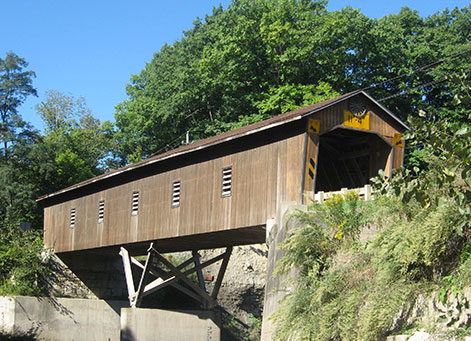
[0,221,49,296]
[0,53,112,296]
[34,90,115,193]
[115,0,471,164]
[272,195,469,339]
[220,310,262,341]
[272,110,471,339]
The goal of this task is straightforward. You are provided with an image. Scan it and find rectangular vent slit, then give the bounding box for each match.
[222,167,232,197]
[98,200,105,223]
[70,208,76,228]
[131,191,139,215]
[172,181,181,208]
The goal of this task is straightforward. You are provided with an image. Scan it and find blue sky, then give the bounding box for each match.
[1,0,469,132]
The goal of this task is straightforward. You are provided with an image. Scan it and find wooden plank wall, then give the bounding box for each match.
[44,94,406,253]
[313,100,403,143]
[301,98,405,193]
[44,133,305,252]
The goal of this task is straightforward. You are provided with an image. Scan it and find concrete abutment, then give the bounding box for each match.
[0,296,221,340]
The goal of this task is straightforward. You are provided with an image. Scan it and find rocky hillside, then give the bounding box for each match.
[200,244,268,340]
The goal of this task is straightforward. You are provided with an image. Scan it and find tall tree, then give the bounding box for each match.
[0,53,39,225]
[35,90,114,193]
[365,7,471,121]
[0,54,50,296]
[0,53,36,161]
[115,1,471,165]
[115,0,334,164]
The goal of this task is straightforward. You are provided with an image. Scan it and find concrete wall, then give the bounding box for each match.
[0,297,15,335]
[261,202,306,341]
[0,296,127,340]
[0,296,221,341]
[121,308,221,341]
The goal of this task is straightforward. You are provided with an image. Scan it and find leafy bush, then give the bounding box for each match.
[0,221,49,296]
[272,192,471,339]
[275,192,373,278]
[272,193,379,339]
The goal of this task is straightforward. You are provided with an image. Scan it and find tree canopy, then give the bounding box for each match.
[0,53,38,224]
[0,55,112,229]
[0,54,114,298]
[34,90,114,193]
[115,0,471,164]
[0,53,37,156]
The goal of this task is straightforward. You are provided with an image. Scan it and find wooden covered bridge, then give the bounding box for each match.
[38,90,408,307]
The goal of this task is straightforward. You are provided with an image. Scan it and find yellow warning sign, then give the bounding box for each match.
[344,110,370,130]
[393,133,404,148]
[308,119,320,134]
[308,158,315,180]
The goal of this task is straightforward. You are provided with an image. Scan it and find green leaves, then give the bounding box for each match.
[113,1,368,163]
[274,184,469,339]
[373,110,471,236]
[276,192,373,277]
[115,1,471,165]
[456,126,468,136]
[33,91,114,194]
[275,76,471,337]
[0,224,49,296]
[0,53,40,225]
[0,53,37,160]
[253,82,338,116]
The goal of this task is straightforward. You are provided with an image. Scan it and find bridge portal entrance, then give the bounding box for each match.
[315,127,392,193]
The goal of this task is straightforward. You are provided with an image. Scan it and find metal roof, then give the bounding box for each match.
[37,90,408,202]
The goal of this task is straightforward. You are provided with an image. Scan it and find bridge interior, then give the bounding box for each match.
[315,127,392,192]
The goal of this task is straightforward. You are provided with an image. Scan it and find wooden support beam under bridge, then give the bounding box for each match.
[119,243,233,309]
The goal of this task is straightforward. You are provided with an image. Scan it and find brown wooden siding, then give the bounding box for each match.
[44,133,305,253]
[313,100,403,138]
[42,93,407,254]
[301,97,405,195]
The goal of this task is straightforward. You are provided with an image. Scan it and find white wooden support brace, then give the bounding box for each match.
[119,243,233,309]
[148,245,217,307]
[119,247,137,307]
[134,248,154,308]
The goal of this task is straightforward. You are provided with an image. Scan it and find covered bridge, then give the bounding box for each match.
[38,90,408,257]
